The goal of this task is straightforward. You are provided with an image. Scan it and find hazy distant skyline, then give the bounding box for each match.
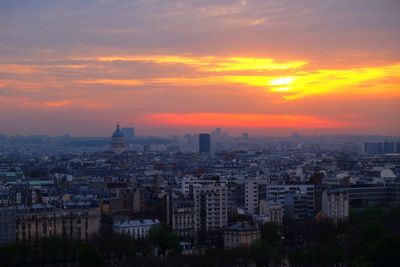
[1,0,399,136]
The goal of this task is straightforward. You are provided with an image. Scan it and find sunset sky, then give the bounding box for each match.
[0,0,399,136]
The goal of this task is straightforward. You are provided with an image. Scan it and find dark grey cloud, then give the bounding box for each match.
[0,0,399,59]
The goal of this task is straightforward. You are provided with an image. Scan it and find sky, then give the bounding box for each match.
[0,0,399,136]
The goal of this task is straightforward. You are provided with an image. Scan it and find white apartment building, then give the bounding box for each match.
[322,189,349,221]
[245,179,259,215]
[181,176,225,195]
[192,182,228,233]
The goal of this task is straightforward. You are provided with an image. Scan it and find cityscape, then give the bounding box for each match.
[0,127,399,266]
[1,0,400,267]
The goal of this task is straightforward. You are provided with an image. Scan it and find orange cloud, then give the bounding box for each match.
[0,64,39,74]
[0,97,109,110]
[2,80,64,91]
[42,99,109,110]
[43,100,73,107]
[0,64,86,75]
[3,53,399,104]
[86,54,400,100]
[151,77,227,86]
[143,113,349,129]
[94,55,307,72]
[76,100,110,110]
[208,57,306,72]
[76,79,144,86]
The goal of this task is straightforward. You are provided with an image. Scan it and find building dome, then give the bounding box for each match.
[111,124,126,154]
[112,124,124,138]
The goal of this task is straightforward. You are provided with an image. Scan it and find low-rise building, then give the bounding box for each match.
[113,219,160,239]
[15,202,100,242]
[0,207,16,245]
[259,200,284,225]
[224,222,260,249]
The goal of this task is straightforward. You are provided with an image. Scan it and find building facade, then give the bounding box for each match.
[284,193,311,221]
[113,219,160,239]
[259,200,284,225]
[268,184,315,219]
[15,203,100,242]
[166,194,195,242]
[245,179,259,215]
[348,183,400,207]
[322,189,349,221]
[199,134,211,153]
[224,222,260,249]
[0,207,16,245]
[121,127,135,140]
[192,182,228,234]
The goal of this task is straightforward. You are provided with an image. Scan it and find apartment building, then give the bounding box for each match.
[322,189,349,221]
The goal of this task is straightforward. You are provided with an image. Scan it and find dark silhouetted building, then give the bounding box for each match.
[199,133,211,153]
[363,142,383,154]
[0,207,16,245]
[121,127,135,139]
[348,183,400,207]
[383,141,395,153]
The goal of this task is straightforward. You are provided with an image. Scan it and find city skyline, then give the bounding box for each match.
[1,0,400,136]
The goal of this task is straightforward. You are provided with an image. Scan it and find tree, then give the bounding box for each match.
[251,239,281,267]
[260,222,281,244]
[72,241,104,266]
[93,230,136,260]
[148,223,179,256]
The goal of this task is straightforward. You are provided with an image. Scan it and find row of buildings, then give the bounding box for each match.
[0,128,400,249]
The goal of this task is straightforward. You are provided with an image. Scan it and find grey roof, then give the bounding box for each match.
[113,219,160,228]
[226,222,258,232]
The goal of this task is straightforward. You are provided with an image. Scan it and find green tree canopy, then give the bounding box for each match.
[148,223,179,256]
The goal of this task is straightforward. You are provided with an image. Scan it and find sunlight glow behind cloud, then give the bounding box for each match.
[1,0,399,135]
[76,55,400,100]
[94,55,307,72]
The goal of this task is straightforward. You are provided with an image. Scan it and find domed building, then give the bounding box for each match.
[111,124,126,154]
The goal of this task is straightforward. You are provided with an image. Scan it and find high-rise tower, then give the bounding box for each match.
[198,133,211,153]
